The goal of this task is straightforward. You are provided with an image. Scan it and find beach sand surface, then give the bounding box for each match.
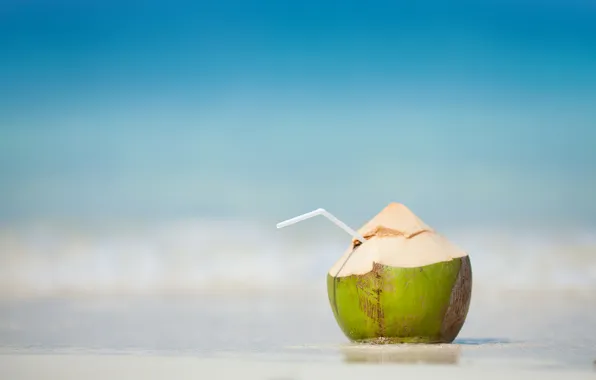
[0,289,595,379]
[2,354,596,380]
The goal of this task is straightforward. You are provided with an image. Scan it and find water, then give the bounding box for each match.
[0,219,595,297]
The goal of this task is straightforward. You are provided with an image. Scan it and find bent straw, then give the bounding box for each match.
[276,208,366,243]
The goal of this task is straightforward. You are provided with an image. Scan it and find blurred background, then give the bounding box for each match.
[1,0,595,299]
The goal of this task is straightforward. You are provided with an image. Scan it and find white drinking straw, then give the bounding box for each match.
[276,208,366,243]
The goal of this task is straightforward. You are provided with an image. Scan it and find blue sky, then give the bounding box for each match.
[1,0,595,226]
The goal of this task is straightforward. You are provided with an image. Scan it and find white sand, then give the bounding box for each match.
[1,354,595,380]
[0,291,594,378]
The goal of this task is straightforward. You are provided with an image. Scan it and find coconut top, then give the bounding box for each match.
[355,202,432,239]
[329,202,467,277]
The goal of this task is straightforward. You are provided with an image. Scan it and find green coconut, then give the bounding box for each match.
[327,203,472,344]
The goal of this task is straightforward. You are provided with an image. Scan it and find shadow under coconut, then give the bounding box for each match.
[454,337,513,345]
[340,344,462,365]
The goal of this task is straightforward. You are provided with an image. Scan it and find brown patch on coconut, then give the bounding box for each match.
[440,255,473,343]
[353,262,386,334]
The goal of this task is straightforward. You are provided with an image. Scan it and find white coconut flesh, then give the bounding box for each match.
[329,203,468,277]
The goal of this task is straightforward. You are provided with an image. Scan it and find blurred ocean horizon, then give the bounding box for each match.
[1,1,596,297]
[1,214,595,297]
